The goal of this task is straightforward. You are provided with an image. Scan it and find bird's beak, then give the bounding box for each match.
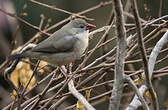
[86,24,96,30]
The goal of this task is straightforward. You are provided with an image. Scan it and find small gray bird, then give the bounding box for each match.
[9,19,96,66]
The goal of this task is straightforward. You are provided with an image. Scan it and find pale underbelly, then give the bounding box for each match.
[28,52,78,66]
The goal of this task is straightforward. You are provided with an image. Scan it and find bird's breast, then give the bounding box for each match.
[74,31,89,57]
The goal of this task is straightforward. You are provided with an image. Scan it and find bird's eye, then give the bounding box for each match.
[80,25,84,28]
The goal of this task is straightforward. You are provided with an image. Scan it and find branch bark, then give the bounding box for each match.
[124,75,149,110]
[126,31,168,110]
[131,0,159,110]
[108,0,127,110]
[62,66,96,110]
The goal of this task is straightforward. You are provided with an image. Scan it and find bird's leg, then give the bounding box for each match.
[67,63,73,78]
[68,63,73,73]
[59,65,69,80]
[60,63,73,80]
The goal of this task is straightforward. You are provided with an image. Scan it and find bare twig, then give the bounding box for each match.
[126,31,168,110]
[4,60,20,92]
[0,8,51,36]
[17,72,62,110]
[82,33,133,70]
[45,1,112,32]
[29,68,58,110]
[29,0,93,21]
[9,25,20,55]
[89,26,111,38]
[124,75,149,110]
[66,65,96,110]
[68,79,96,110]
[131,0,159,109]
[109,0,127,110]
[76,23,112,72]
[158,0,163,17]
[4,43,36,91]
[39,14,45,30]
[148,32,168,78]
[40,76,70,109]
[18,60,40,110]
[2,0,168,109]
[3,43,37,110]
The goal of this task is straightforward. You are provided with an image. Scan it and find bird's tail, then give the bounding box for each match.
[8,53,27,60]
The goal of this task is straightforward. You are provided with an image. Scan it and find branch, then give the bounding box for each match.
[109,0,127,109]
[4,43,36,90]
[4,60,20,92]
[89,26,111,38]
[29,68,58,110]
[82,33,134,70]
[59,66,96,110]
[68,79,95,110]
[158,0,163,17]
[126,31,168,110]
[44,1,112,32]
[124,75,149,110]
[148,32,168,77]
[29,0,93,21]
[18,60,40,110]
[75,23,113,72]
[4,43,37,110]
[20,43,37,53]
[0,8,50,36]
[131,0,159,109]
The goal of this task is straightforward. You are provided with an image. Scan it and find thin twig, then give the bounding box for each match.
[3,43,37,110]
[9,25,20,55]
[18,60,40,110]
[4,60,20,92]
[29,0,93,21]
[76,23,112,72]
[82,33,133,70]
[0,8,50,36]
[126,31,168,110]
[45,1,112,32]
[29,68,58,110]
[124,75,149,110]
[68,80,96,110]
[40,75,71,109]
[131,0,159,109]
[158,0,163,17]
[39,14,45,30]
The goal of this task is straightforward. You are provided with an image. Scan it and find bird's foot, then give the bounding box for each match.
[59,66,72,80]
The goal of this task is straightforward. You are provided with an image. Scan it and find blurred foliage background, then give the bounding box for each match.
[0,0,168,109]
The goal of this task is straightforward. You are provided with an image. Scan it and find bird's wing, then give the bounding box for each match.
[32,34,78,53]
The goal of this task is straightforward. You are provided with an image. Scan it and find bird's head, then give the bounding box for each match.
[66,18,96,34]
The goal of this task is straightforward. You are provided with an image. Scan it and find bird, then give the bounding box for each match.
[8,18,96,67]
